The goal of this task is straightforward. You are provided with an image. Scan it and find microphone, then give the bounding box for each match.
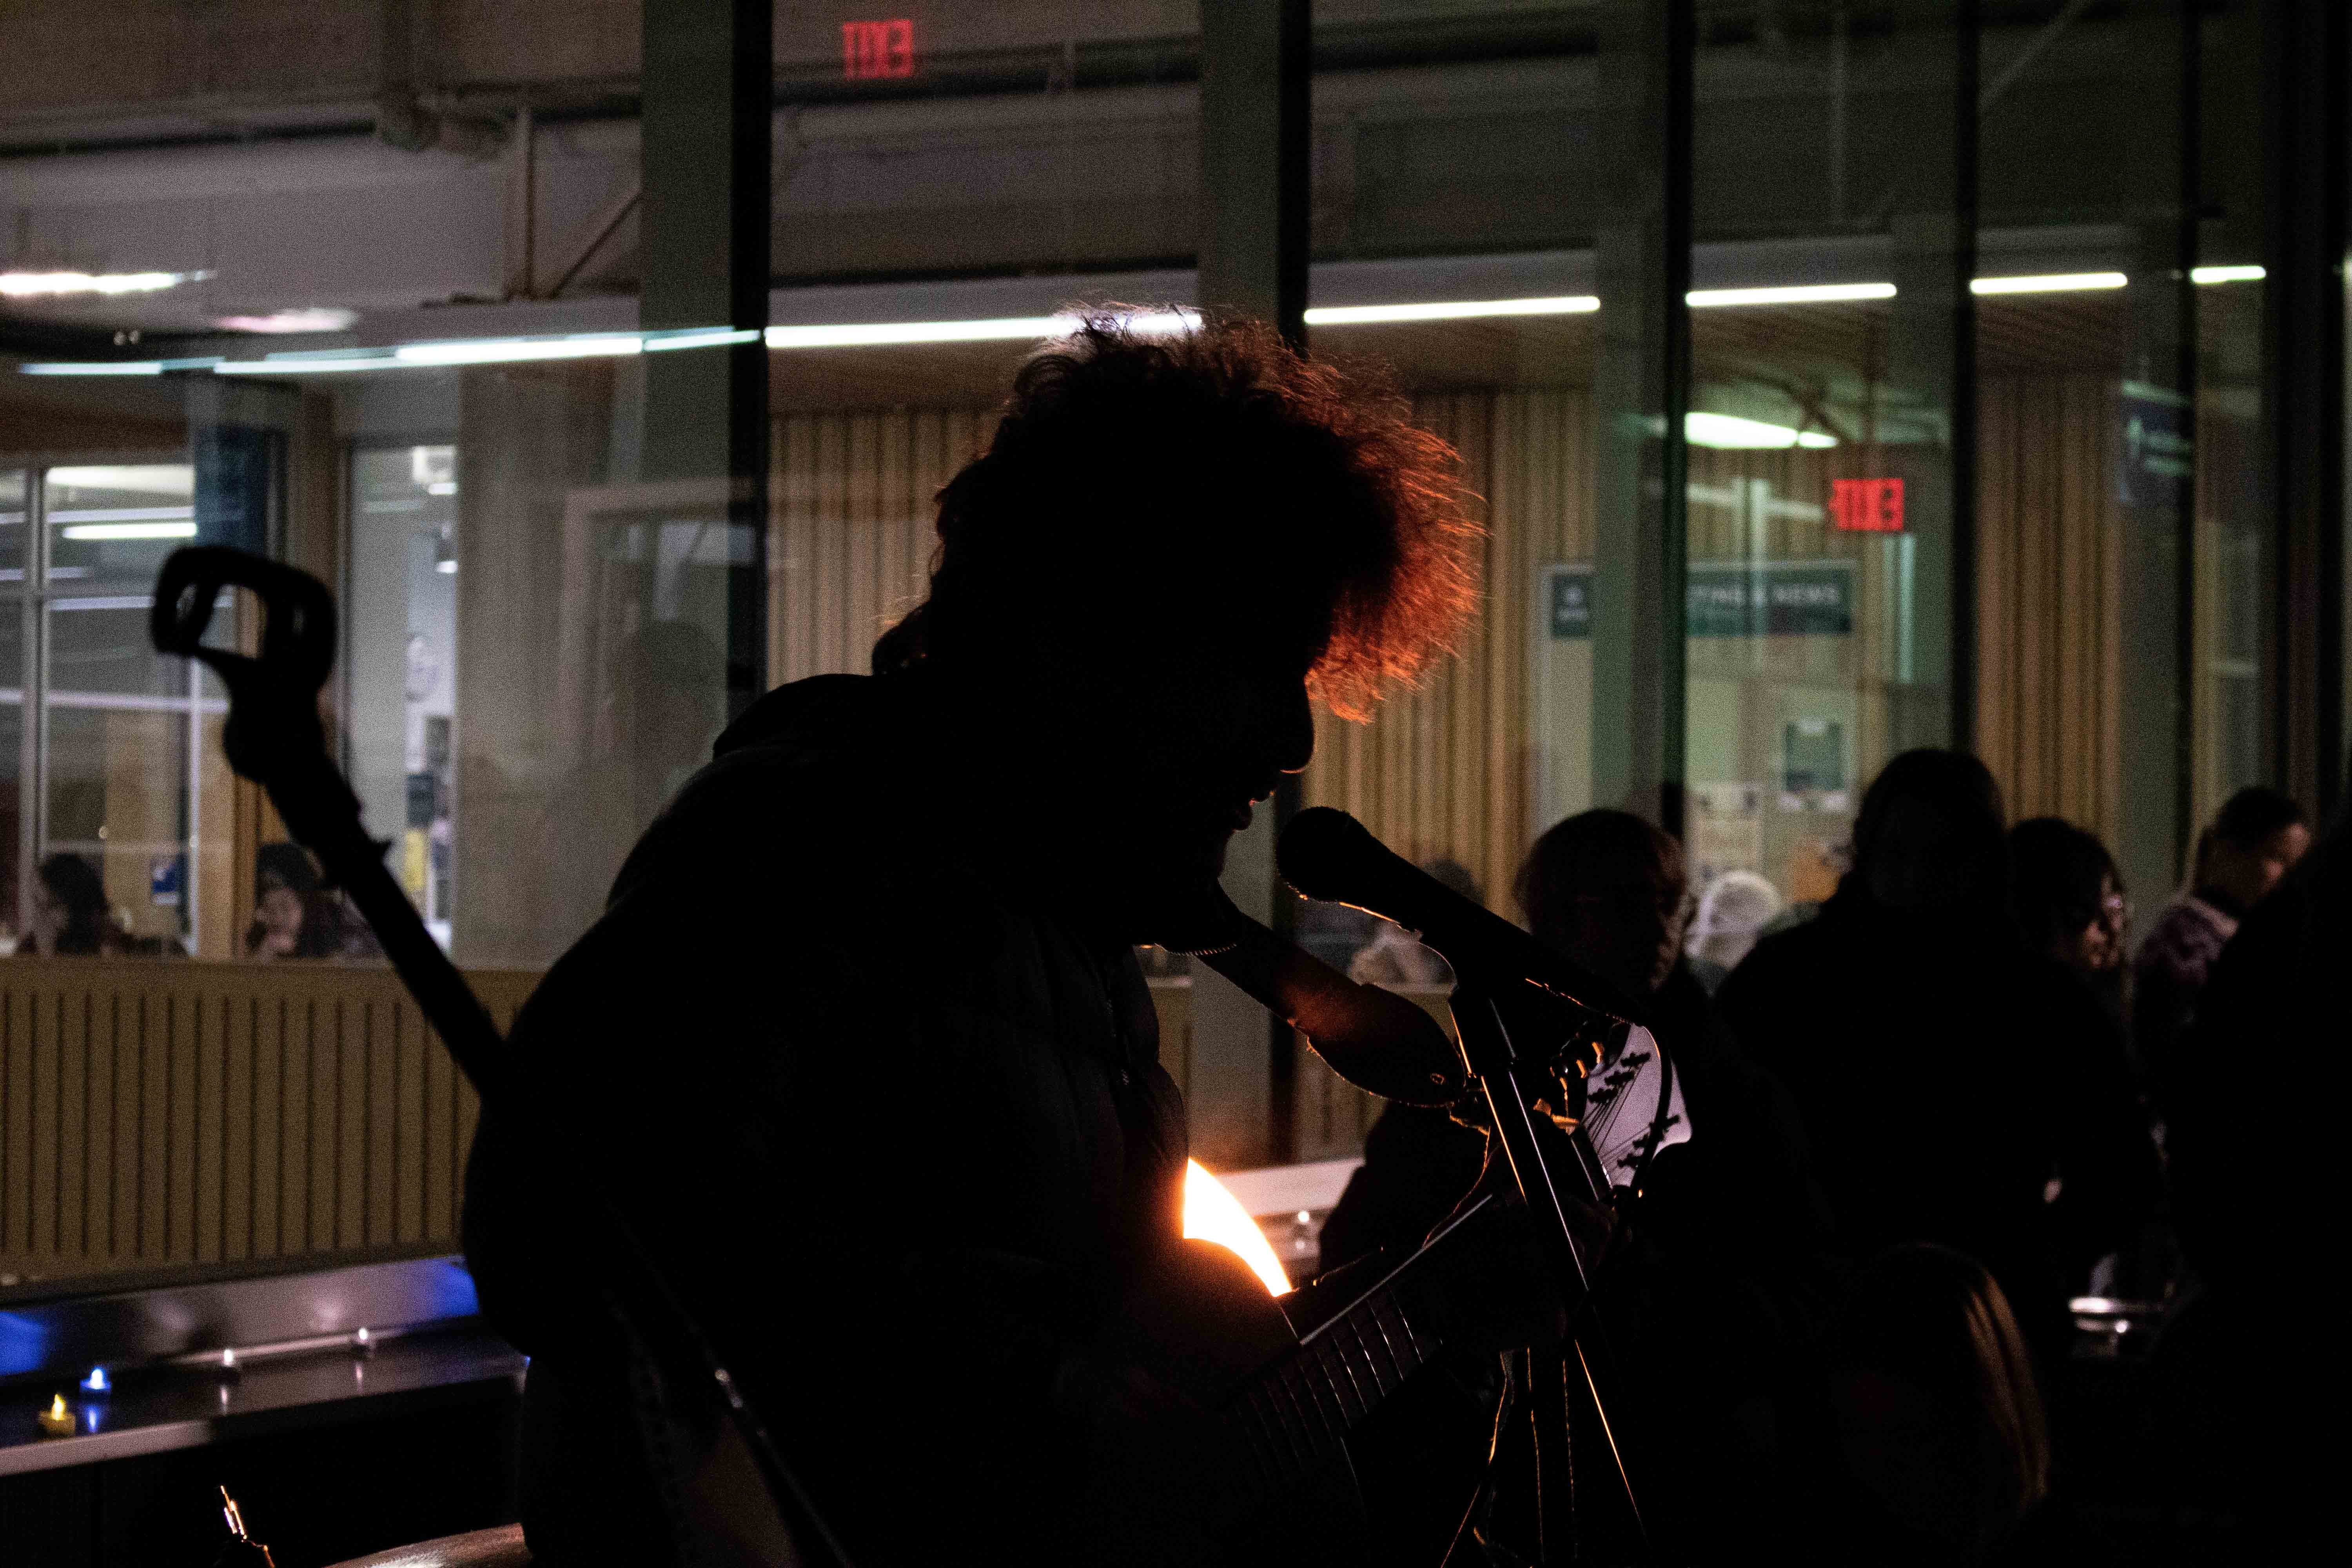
[1276,807,1646,1030]
[1178,889,1466,1107]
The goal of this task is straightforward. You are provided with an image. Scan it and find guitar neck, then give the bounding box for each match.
[1226,1194,1494,1498]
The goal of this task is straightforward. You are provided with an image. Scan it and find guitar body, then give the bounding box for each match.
[1111,1233,1500,1568]
[1110,1237,1372,1568]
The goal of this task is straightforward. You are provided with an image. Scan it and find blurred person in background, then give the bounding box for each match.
[20,853,120,956]
[246,842,375,960]
[1685,868,1784,991]
[1322,809,1833,1561]
[1345,855,1477,985]
[1810,1244,2054,1567]
[2132,786,2309,1123]
[2147,770,2342,1558]
[1715,750,2158,1366]
[2009,818,2129,1019]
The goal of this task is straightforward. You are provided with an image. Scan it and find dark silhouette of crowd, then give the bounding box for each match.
[1324,746,2331,1563]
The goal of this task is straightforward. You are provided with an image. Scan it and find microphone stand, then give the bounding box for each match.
[1450,979,1654,1564]
[151,546,853,1568]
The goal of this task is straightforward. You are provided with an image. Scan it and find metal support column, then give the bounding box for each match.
[1590,0,1693,837]
[2261,0,2348,814]
[640,0,773,722]
[1192,0,1312,1168]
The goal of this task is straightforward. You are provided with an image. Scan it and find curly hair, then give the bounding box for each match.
[871,310,1479,719]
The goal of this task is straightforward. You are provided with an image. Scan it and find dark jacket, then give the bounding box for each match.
[463,673,1187,1565]
[1713,886,2160,1361]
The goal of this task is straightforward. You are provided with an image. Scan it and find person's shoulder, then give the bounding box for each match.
[1717,908,1838,998]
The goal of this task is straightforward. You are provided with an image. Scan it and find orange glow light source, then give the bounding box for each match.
[1183,1160,1291,1296]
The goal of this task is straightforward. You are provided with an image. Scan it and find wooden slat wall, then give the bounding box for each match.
[0,961,536,1289]
[769,408,986,686]
[1975,375,2123,842]
[1302,390,1596,914]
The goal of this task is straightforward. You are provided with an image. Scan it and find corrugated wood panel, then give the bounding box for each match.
[769,409,985,684]
[0,962,535,1290]
[1975,376,2122,844]
[1302,390,1596,914]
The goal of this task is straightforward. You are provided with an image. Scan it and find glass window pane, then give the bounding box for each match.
[0,468,26,583]
[1682,4,1966,924]
[44,463,196,592]
[350,445,460,944]
[40,705,193,956]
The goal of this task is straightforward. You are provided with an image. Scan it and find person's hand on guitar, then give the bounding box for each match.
[1406,1150,1612,1360]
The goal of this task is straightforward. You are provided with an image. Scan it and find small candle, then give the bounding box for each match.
[80,1367,109,1395]
[38,1394,74,1436]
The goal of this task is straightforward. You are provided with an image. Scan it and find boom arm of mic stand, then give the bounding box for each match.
[1452,981,1651,1558]
[151,546,853,1568]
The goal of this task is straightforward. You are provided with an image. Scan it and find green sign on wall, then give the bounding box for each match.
[1545,560,1855,640]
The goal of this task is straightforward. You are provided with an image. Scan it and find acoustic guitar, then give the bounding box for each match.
[1105,1023,1689,1568]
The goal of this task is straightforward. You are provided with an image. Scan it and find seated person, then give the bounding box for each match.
[1684,867,1782,991]
[2132,785,2309,1122]
[1809,1244,2054,1567]
[2008,817,2128,1016]
[1715,751,2159,1367]
[1321,809,1834,1561]
[462,315,1542,1567]
[18,853,122,957]
[245,842,376,960]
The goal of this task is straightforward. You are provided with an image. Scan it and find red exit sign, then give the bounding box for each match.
[1829,477,1905,533]
[842,19,915,80]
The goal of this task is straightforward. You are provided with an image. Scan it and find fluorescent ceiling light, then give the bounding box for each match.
[1971,272,2128,295]
[1684,412,1838,450]
[0,269,208,298]
[61,521,199,541]
[213,307,358,334]
[2191,265,2265,285]
[394,334,645,366]
[49,507,194,523]
[18,359,173,376]
[1305,296,1599,325]
[643,328,761,351]
[763,316,1058,348]
[1688,283,1897,307]
[765,309,1197,349]
[47,466,194,496]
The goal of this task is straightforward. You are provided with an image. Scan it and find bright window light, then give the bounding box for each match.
[2191,265,2265,285]
[1305,296,1600,325]
[1971,272,2128,295]
[1,269,207,298]
[1683,411,1837,450]
[1688,282,1897,308]
[61,521,199,541]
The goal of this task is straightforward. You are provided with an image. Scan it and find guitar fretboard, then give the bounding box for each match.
[1227,1196,1491,1498]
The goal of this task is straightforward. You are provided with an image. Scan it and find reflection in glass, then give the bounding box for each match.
[0,462,236,958]
[349,446,460,947]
